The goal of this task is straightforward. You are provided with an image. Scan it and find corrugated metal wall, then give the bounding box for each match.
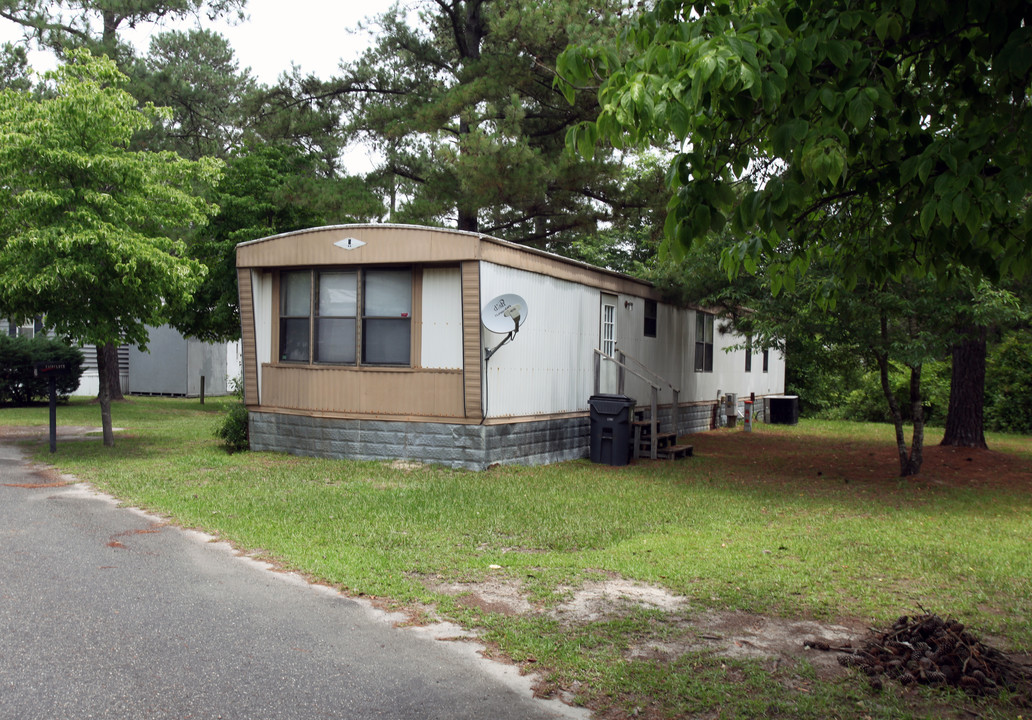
[480,263,599,417]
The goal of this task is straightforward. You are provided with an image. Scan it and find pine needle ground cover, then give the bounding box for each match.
[4,398,1030,719]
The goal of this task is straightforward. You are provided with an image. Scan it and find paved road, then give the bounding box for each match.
[0,443,588,720]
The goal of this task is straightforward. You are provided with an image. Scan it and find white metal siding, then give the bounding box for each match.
[421,267,463,369]
[480,263,598,417]
[479,264,786,418]
[614,300,688,405]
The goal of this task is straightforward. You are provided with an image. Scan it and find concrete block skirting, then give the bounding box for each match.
[249,401,763,470]
[249,412,592,471]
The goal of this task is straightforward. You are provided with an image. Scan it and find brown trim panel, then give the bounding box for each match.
[461,261,482,420]
[237,268,259,406]
[261,365,465,417]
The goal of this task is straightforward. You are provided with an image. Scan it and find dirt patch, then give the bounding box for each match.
[427,576,534,616]
[551,578,689,624]
[389,460,425,472]
[675,610,866,677]
[0,425,123,441]
[423,573,865,675]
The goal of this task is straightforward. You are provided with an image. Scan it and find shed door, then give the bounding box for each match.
[599,293,618,393]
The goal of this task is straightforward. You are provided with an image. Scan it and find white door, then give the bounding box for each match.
[599,293,617,393]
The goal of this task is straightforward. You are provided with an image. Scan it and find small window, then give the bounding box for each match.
[643,299,657,338]
[601,302,616,356]
[694,312,714,373]
[280,271,311,362]
[745,335,752,373]
[762,349,769,373]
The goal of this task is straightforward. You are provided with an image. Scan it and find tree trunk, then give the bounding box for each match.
[453,0,486,234]
[456,115,479,232]
[941,326,988,448]
[877,351,909,475]
[101,342,125,402]
[905,363,924,476]
[876,315,923,477]
[95,345,115,448]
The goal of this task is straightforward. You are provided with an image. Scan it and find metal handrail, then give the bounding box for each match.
[615,347,680,393]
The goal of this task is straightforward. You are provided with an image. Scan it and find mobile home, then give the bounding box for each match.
[235,225,785,469]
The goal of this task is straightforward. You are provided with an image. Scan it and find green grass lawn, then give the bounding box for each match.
[4,397,1030,719]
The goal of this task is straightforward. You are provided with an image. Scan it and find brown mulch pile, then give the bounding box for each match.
[805,613,1032,702]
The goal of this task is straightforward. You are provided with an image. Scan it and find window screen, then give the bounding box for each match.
[280,271,311,362]
[279,268,415,367]
[362,269,411,365]
[316,272,357,363]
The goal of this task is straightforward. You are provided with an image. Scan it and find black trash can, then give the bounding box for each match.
[588,394,636,466]
[767,395,800,425]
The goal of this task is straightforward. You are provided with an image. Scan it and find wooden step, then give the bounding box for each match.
[658,444,693,460]
[634,431,676,450]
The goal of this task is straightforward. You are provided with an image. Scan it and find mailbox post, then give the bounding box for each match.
[33,362,70,453]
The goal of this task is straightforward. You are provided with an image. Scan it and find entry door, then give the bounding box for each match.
[599,293,618,393]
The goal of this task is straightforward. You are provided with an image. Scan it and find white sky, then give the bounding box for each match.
[1,0,402,172]
[2,0,399,83]
[141,0,400,83]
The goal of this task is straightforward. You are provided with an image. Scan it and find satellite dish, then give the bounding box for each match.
[481,293,528,334]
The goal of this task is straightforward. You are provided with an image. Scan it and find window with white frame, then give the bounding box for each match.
[694,312,714,372]
[601,302,616,356]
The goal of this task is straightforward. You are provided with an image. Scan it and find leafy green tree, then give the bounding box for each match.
[0,0,245,62]
[328,0,635,244]
[171,142,384,342]
[128,27,257,159]
[985,330,1032,435]
[0,41,31,90]
[3,0,246,396]
[560,0,1032,454]
[0,50,222,445]
[559,0,1032,288]
[655,234,974,476]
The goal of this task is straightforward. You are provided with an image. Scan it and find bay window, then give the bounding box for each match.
[279,267,413,367]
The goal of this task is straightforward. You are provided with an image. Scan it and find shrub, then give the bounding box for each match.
[835,359,951,425]
[0,334,85,405]
[985,330,1032,435]
[214,378,249,452]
